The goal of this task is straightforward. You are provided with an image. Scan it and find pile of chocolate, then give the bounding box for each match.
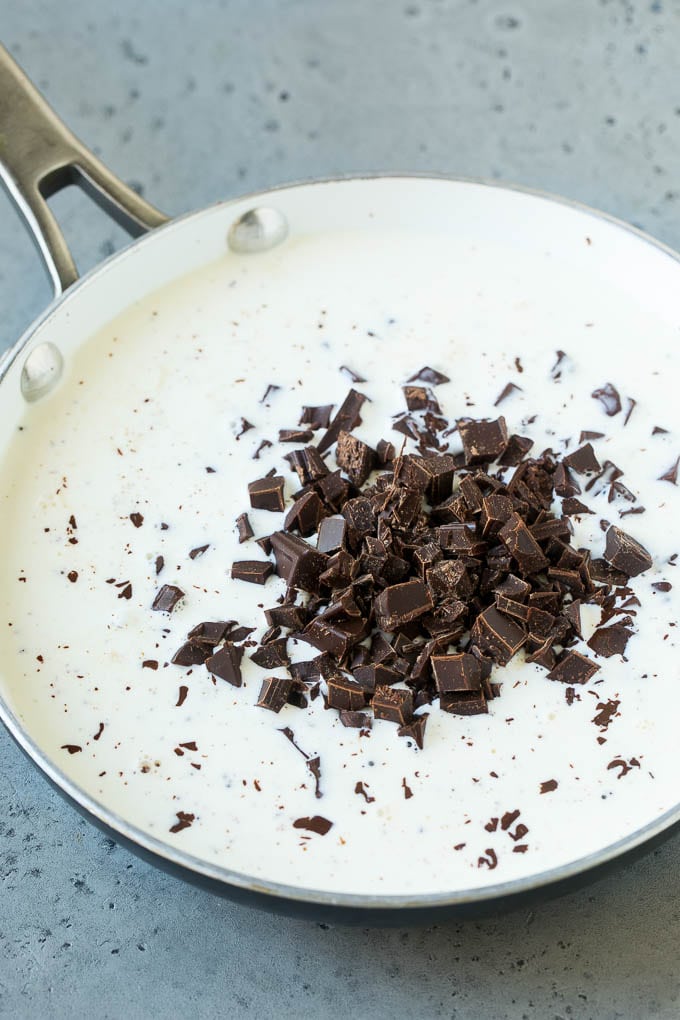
[171,371,653,749]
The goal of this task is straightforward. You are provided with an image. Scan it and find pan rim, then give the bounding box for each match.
[2,171,680,912]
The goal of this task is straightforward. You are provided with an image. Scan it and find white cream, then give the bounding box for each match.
[1,197,680,897]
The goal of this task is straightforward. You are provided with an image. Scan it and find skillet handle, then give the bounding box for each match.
[0,44,169,296]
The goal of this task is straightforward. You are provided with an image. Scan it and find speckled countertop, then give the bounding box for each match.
[2,2,680,1017]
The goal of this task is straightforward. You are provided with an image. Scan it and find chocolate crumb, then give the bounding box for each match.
[355,781,375,803]
[176,685,189,707]
[60,744,82,754]
[236,513,254,544]
[540,779,558,794]
[169,811,195,834]
[292,815,333,835]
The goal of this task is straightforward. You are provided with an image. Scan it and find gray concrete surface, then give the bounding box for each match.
[2,1,680,1017]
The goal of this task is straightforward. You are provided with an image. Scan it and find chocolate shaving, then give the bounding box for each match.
[592,383,622,416]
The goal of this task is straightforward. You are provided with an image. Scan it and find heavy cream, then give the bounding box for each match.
[1,182,679,898]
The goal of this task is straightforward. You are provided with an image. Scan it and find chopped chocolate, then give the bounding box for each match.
[499,513,549,575]
[498,434,534,467]
[562,497,593,516]
[130,512,144,528]
[279,428,314,444]
[256,675,293,712]
[248,475,285,512]
[155,555,164,575]
[547,650,600,685]
[169,811,195,834]
[564,443,600,474]
[540,779,558,794]
[652,581,672,593]
[397,713,428,748]
[222,625,254,643]
[176,685,189,707]
[317,389,368,454]
[316,515,347,555]
[658,456,680,485]
[494,382,522,406]
[376,439,396,464]
[587,623,633,658]
[373,686,414,725]
[340,709,372,728]
[292,815,333,835]
[284,490,326,537]
[270,532,328,591]
[285,446,329,486]
[236,513,253,544]
[440,690,488,715]
[336,430,376,486]
[471,606,526,666]
[652,425,669,436]
[300,405,333,430]
[563,599,583,638]
[603,525,653,577]
[264,604,309,629]
[407,366,450,385]
[374,580,433,631]
[205,643,244,686]
[189,544,209,560]
[151,584,185,613]
[250,638,289,669]
[231,560,273,585]
[592,382,622,416]
[301,615,369,661]
[431,653,482,693]
[458,417,508,465]
[171,641,212,667]
[327,675,367,711]
[260,383,281,403]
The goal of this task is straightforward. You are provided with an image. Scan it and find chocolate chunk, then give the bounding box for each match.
[205,643,244,686]
[340,365,367,383]
[438,523,486,556]
[562,497,593,516]
[431,653,482,693]
[316,515,347,555]
[494,382,522,406]
[440,690,488,715]
[553,463,581,497]
[339,709,372,729]
[540,779,558,794]
[547,650,600,685]
[169,811,195,834]
[248,475,285,512]
[498,434,534,467]
[587,624,633,658]
[373,686,414,725]
[495,595,529,622]
[458,417,508,465]
[188,620,233,645]
[564,443,600,474]
[397,713,429,749]
[580,430,604,442]
[480,494,514,538]
[336,430,376,486]
[327,675,367,711]
[250,638,289,669]
[155,555,164,575]
[256,536,273,554]
[402,385,430,411]
[279,428,314,443]
[317,389,368,454]
[406,366,450,385]
[470,607,526,666]
[292,815,333,835]
[376,439,396,464]
[301,616,369,661]
[353,663,401,692]
[603,525,653,577]
[495,574,531,601]
[236,513,253,544]
[270,532,327,591]
[284,490,326,537]
[652,425,669,436]
[285,446,329,485]
[236,418,254,439]
[130,512,144,528]
[172,641,212,666]
[374,580,433,631]
[225,625,256,643]
[592,382,622,416]
[563,599,583,638]
[300,405,333,430]
[499,513,549,574]
[189,544,209,560]
[256,676,293,713]
[264,604,309,629]
[231,560,273,585]
[151,584,185,613]
[652,581,672,592]
[658,456,680,485]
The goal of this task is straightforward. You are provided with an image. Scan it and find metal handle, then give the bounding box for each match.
[0,44,169,296]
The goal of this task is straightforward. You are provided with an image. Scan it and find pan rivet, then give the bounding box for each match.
[227,207,288,254]
[20,342,64,402]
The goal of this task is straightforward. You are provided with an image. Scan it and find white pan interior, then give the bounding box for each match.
[1,177,679,903]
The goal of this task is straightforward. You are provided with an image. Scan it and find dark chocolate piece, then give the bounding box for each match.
[336,430,376,486]
[340,365,367,383]
[562,498,593,516]
[659,456,680,485]
[279,428,314,443]
[603,525,653,577]
[270,532,328,591]
[284,490,326,537]
[499,513,549,575]
[339,710,372,729]
[316,515,347,555]
[236,513,253,544]
[189,544,209,560]
[498,434,534,467]
[130,512,144,528]
[205,643,244,686]
[300,405,333,430]
[373,580,433,631]
[373,686,414,725]
[458,417,509,465]
[397,713,429,749]
[547,651,600,685]
[256,676,293,712]
[250,638,289,669]
[592,382,622,416]
[431,653,482,693]
[564,443,600,474]
[171,641,212,666]
[301,616,369,661]
[285,446,329,485]
[494,382,522,406]
[188,620,233,644]
[264,604,309,629]
[317,389,368,454]
[248,475,285,512]
[155,555,164,575]
[327,675,367,711]
[260,383,281,403]
[292,815,333,835]
[231,560,273,585]
[440,690,488,715]
[169,811,195,833]
[587,624,633,658]
[580,430,604,442]
[151,584,185,613]
[252,439,273,460]
[470,607,526,666]
[406,366,450,385]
